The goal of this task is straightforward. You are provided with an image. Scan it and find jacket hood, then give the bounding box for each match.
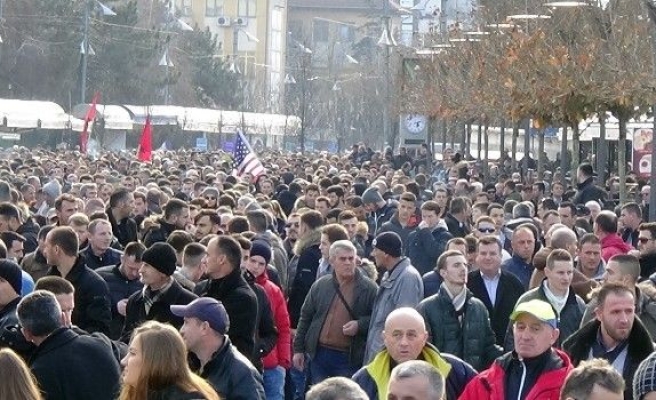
[293,229,321,256]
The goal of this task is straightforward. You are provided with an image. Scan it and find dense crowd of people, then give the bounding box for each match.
[0,144,656,399]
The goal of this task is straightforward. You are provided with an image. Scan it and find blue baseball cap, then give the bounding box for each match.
[171,297,230,334]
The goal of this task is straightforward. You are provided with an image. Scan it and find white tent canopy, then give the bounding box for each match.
[0,99,73,129]
[122,105,301,136]
[579,114,654,141]
[71,104,134,131]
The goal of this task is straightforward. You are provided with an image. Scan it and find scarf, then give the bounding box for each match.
[442,283,467,322]
[143,278,173,314]
[542,280,568,314]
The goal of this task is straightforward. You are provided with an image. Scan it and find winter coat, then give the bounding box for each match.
[294,268,377,368]
[364,257,423,363]
[96,264,144,340]
[146,385,211,400]
[501,254,535,290]
[200,336,266,400]
[0,297,33,357]
[29,327,121,400]
[47,257,112,335]
[255,231,289,292]
[571,177,607,206]
[458,349,572,400]
[255,272,291,370]
[143,218,177,247]
[16,219,39,254]
[366,201,397,235]
[581,285,656,340]
[444,213,470,238]
[640,253,656,280]
[406,222,453,275]
[422,270,443,298]
[243,271,278,371]
[287,229,322,328]
[106,208,138,248]
[21,249,49,281]
[80,245,123,271]
[467,270,525,346]
[563,318,655,400]
[352,344,476,400]
[504,283,585,351]
[600,233,633,262]
[195,267,258,363]
[417,286,503,371]
[121,280,197,342]
[378,214,418,252]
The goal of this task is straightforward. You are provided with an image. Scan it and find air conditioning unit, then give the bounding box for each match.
[234,17,248,26]
[217,16,232,26]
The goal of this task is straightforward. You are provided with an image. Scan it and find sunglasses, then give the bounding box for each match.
[477,227,496,234]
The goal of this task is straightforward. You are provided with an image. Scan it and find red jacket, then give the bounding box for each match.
[256,272,292,369]
[458,349,572,400]
[600,233,632,262]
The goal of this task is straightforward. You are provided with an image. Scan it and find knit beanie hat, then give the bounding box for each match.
[0,259,23,296]
[142,242,177,276]
[634,351,656,400]
[250,240,272,265]
[373,232,403,258]
[362,187,384,205]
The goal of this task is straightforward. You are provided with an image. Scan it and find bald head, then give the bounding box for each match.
[383,307,429,363]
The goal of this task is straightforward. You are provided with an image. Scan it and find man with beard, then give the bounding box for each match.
[143,198,191,247]
[563,283,654,400]
[638,222,656,279]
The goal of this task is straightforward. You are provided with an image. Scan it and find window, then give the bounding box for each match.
[181,0,192,16]
[238,0,256,17]
[206,0,224,17]
[339,26,355,42]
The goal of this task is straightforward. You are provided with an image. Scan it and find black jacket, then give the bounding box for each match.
[563,318,655,400]
[106,208,138,248]
[0,296,34,357]
[244,271,278,371]
[640,253,656,280]
[147,385,212,400]
[572,177,607,206]
[199,335,265,400]
[444,213,470,238]
[406,225,453,275]
[195,268,258,362]
[467,270,525,346]
[96,264,144,340]
[81,246,123,271]
[16,219,39,254]
[287,230,322,328]
[48,257,112,335]
[143,218,177,247]
[121,279,197,342]
[29,327,121,400]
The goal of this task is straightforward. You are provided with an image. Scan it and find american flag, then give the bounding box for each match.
[232,130,265,178]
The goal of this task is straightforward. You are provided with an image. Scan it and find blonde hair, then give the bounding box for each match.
[119,321,219,400]
[0,348,43,400]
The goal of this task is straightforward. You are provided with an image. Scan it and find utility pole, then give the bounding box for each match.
[81,0,90,104]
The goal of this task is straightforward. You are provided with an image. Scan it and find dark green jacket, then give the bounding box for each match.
[417,286,502,371]
[293,268,377,368]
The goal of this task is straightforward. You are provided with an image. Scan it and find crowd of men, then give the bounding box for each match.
[2,144,656,399]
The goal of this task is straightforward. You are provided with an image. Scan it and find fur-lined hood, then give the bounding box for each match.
[293,229,321,256]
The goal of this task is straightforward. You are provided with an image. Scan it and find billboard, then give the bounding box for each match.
[633,128,653,177]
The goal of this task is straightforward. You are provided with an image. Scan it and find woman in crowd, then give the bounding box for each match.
[0,348,43,400]
[119,321,219,400]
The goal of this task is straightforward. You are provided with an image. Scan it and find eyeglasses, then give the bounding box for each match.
[478,227,496,233]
